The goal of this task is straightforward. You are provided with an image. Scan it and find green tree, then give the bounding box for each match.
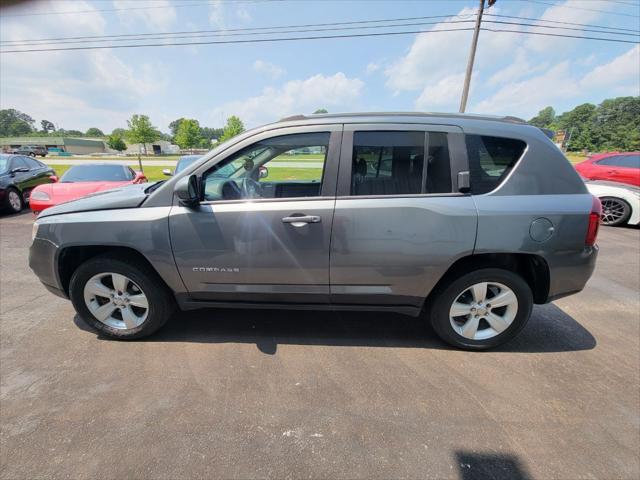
[111,128,127,137]
[40,120,55,133]
[313,108,328,114]
[217,116,245,143]
[528,107,555,129]
[593,96,640,151]
[106,133,127,152]
[0,109,35,136]
[85,127,104,137]
[125,114,160,170]
[556,103,597,151]
[200,126,223,143]
[174,119,203,149]
[168,118,186,137]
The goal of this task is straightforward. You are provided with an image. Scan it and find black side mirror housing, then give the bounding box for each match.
[174,174,200,207]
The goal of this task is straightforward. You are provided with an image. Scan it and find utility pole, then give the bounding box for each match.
[459,0,493,113]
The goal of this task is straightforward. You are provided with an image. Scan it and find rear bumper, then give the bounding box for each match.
[29,236,67,298]
[546,245,598,302]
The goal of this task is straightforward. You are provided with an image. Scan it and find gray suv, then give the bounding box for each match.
[29,113,600,349]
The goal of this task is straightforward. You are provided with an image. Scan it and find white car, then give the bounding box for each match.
[585,180,640,226]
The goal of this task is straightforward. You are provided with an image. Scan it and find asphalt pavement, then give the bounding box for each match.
[1,211,638,479]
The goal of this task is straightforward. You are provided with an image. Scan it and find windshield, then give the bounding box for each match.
[60,164,133,182]
[175,155,201,174]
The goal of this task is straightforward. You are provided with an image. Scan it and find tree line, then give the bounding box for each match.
[528,96,639,152]
[0,107,330,152]
[0,108,248,152]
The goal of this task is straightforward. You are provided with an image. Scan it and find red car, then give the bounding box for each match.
[575,152,640,187]
[30,164,147,214]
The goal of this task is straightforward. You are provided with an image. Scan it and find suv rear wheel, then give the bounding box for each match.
[427,268,533,350]
[69,255,175,339]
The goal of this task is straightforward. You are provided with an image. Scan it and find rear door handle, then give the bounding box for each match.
[282,215,321,225]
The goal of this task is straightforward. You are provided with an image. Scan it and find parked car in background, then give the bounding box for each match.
[30,113,600,350]
[30,163,147,214]
[10,145,48,157]
[162,154,201,177]
[575,152,640,187]
[585,179,640,227]
[0,154,57,213]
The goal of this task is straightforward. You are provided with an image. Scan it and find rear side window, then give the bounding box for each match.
[466,135,526,194]
[350,131,453,196]
[596,155,640,168]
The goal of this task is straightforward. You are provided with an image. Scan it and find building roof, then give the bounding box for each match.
[0,137,105,146]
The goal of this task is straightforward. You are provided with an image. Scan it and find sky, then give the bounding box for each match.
[1,0,639,133]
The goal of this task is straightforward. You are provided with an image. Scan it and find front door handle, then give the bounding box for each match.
[282,215,321,226]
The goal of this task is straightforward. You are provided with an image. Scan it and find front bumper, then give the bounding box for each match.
[29,236,68,299]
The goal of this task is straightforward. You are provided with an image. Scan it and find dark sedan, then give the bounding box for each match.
[0,154,57,214]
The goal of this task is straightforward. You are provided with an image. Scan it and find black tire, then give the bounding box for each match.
[28,152,36,157]
[427,268,533,350]
[599,196,631,227]
[69,254,175,340]
[4,187,23,213]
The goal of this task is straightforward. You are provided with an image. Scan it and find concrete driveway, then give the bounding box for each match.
[1,212,638,479]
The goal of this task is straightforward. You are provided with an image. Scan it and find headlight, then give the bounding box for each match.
[32,221,40,241]
[30,190,50,201]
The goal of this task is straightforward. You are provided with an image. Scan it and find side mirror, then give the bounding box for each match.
[162,169,173,176]
[259,166,268,179]
[10,167,29,175]
[49,175,59,183]
[133,172,147,184]
[174,174,200,207]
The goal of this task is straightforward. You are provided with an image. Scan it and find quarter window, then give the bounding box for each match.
[466,135,526,194]
[202,132,329,201]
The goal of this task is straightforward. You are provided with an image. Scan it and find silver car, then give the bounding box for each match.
[29,113,600,349]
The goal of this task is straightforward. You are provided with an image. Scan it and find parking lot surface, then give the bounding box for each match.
[1,211,638,479]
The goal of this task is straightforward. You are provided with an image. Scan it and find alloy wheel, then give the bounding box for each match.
[83,272,149,330]
[600,198,627,225]
[449,282,518,340]
[8,190,22,212]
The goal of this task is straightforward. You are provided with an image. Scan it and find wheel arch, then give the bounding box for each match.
[57,245,170,296]
[426,252,550,306]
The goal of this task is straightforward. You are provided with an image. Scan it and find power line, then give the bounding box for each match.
[485,13,639,34]
[523,0,640,18]
[0,13,468,44]
[2,11,636,47]
[0,0,277,18]
[2,25,637,54]
[3,17,636,49]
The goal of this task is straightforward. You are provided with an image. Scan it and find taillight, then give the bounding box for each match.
[585,195,602,246]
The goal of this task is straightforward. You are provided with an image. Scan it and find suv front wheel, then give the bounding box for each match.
[69,255,175,339]
[428,268,533,350]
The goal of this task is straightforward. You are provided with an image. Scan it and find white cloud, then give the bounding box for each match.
[415,73,466,110]
[253,60,285,80]
[524,0,614,53]
[209,0,225,28]
[472,62,578,117]
[384,7,520,93]
[113,0,176,30]
[236,6,252,23]
[366,62,381,74]
[486,49,549,87]
[580,45,640,91]
[471,45,640,118]
[212,73,364,127]
[0,0,167,132]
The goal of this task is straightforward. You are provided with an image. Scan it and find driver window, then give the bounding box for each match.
[202,132,330,201]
